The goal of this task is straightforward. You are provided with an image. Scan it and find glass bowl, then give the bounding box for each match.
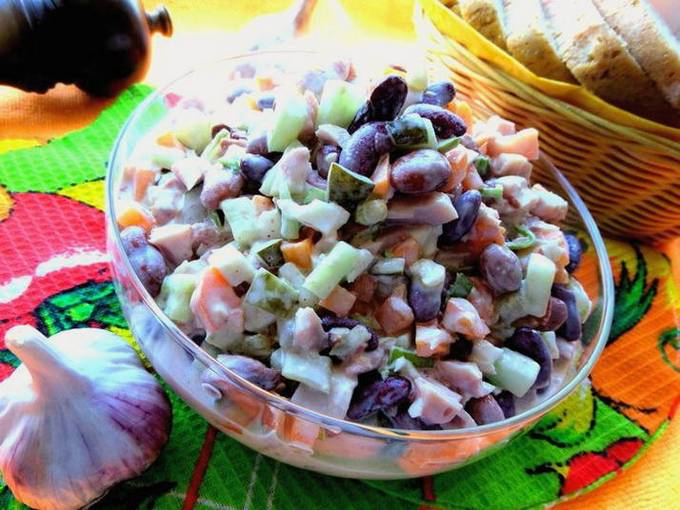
[105,51,614,479]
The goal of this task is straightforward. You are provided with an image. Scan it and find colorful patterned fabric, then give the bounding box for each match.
[0,80,679,510]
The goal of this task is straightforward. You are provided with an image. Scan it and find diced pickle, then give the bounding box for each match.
[245,268,299,317]
[326,162,375,205]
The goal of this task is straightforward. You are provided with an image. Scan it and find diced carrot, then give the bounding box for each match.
[252,195,274,215]
[133,167,157,201]
[370,154,393,199]
[349,273,377,303]
[391,237,420,266]
[319,286,357,317]
[256,75,275,91]
[116,203,155,231]
[190,267,242,334]
[443,146,469,192]
[447,100,473,131]
[277,413,319,453]
[376,295,414,335]
[281,237,313,270]
[156,132,180,148]
[487,128,539,160]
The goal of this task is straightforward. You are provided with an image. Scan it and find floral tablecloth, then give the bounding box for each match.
[1,1,678,509]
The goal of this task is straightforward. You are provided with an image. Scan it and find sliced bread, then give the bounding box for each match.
[459,0,508,50]
[542,0,673,120]
[593,0,680,109]
[504,0,576,82]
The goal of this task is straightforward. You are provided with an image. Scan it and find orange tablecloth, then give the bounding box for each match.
[1,1,677,508]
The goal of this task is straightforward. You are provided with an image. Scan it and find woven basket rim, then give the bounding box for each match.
[418,0,680,145]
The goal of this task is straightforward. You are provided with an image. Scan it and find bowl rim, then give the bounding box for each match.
[105,50,615,441]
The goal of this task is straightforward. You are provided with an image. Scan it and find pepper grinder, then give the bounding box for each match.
[0,0,172,96]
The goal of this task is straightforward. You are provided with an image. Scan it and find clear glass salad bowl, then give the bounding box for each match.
[105,51,614,479]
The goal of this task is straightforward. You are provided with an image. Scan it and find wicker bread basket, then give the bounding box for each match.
[417,0,680,242]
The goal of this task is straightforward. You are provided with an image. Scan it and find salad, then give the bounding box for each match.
[116,58,591,431]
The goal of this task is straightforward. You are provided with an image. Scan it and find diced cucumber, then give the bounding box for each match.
[385,114,437,149]
[220,197,259,248]
[329,325,371,360]
[345,248,375,282]
[208,245,255,285]
[409,259,446,288]
[158,273,197,323]
[487,348,540,397]
[326,162,375,205]
[387,346,434,368]
[437,137,461,152]
[201,128,230,163]
[470,339,503,375]
[281,351,332,393]
[541,331,559,360]
[316,79,365,129]
[245,268,299,317]
[243,302,277,332]
[276,198,350,236]
[256,208,282,242]
[236,333,275,359]
[525,253,556,317]
[254,239,284,269]
[259,164,283,198]
[267,93,309,152]
[480,185,503,199]
[302,185,327,204]
[303,241,360,299]
[370,257,406,275]
[175,108,212,153]
[568,276,592,322]
[355,199,388,226]
[280,214,301,240]
[150,146,185,169]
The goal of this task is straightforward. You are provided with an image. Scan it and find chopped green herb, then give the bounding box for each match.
[447,272,473,298]
[480,185,503,199]
[387,346,434,368]
[474,155,491,176]
[506,225,537,250]
[437,137,461,152]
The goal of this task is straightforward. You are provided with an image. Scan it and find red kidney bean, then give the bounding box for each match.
[421,81,456,106]
[347,376,412,420]
[403,103,467,138]
[240,154,274,183]
[506,327,552,389]
[348,75,408,133]
[551,285,582,341]
[408,281,442,322]
[390,149,451,194]
[380,406,443,430]
[439,190,482,245]
[480,244,522,294]
[466,395,505,425]
[565,234,582,273]
[515,297,568,331]
[339,121,394,176]
[245,131,269,155]
[120,226,168,297]
[219,355,283,391]
[495,390,516,418]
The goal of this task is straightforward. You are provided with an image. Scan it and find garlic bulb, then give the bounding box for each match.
[0,326,172,510]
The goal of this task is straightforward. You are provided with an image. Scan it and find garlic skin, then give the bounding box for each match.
[0,326,172,510]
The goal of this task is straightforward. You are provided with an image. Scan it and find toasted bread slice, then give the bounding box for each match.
[459,0,508,50]
[504,0,576,82]
[593,0,680,109]
[542,0,673,120]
